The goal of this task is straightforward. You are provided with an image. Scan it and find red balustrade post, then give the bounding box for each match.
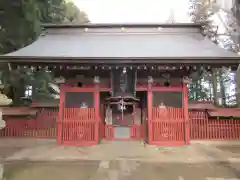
[57,85,65,145]
[147,76,153,144]
[94,76,100,143]
[182,78,190,144]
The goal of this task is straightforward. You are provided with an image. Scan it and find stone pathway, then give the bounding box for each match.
[3,160,240,180]
[1,139,240,163]
[4,140,240,163]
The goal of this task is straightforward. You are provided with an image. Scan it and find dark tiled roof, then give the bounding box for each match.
[189,101,240,117]
[188,101,216,110]
[2,107,37,116]
[30,101,59,108]
[3,24,238,63]
[208,108,240,117]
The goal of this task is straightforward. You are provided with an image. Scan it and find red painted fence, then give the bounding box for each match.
[0,108,58,138]
[0,108,240,144]
[150,108,186,146]
[190,111,240,140]
[60,108,99,146]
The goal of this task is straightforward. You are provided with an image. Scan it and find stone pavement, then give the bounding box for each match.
[1,139,240,180]
[2,139,240,163]
[3,160,240,180]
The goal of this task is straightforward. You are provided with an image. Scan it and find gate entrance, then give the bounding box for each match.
[57,82,189,146]
[111,102,134,139]
[104,91,147,140]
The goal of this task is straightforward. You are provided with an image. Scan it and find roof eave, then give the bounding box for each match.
[42,23,205,29]
[0,56,239,65]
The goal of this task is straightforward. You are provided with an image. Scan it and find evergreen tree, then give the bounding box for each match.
[188,0,238,107]
[0,0,89,105]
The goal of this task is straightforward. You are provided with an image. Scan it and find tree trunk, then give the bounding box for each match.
[212,68,219,105]
[236,65,240,107]
[219,69,226,107]
[12,80,26,106]
[195,81,199,100]
[208,79,213,101]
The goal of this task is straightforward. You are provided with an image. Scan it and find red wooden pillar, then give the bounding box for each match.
[133,103,136,124]
[94,76,100,142]
[182,80,190,144]
[147,76,153,144]
[57,86,65,145]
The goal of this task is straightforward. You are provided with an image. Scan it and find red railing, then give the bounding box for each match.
[0,108,58,138]
[64,108,95,121]
[151,108,186,146]
[61,108,99,145]
[104,125,114,140]
[152,107,184,120]
[190,111,240,140]
[1,107,240,145]
[61,120,98,143]
[130,124,144,139]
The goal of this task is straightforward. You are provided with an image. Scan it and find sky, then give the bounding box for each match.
[72,0,191,23]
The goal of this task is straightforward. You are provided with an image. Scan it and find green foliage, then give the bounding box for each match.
[0,0,41,54]
[188,81,209,101]
[0,66,31,105]
[188,68,237,107]
[0,0,89,104]
[0,67,54,104]
[188,70,209,101]
[38,0,89,24]
[63,1,89,24]
[0,0,90,54]
[31,70,54,101]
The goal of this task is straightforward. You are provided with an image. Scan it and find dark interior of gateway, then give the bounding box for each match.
[152,92,183,108]
[100,91,147,126]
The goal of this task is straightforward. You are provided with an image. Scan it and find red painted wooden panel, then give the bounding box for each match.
[130,124,144,140]
[64,108,95,121]
[150,107,186,146]
[61,108,99,145]
[104,125,114,140]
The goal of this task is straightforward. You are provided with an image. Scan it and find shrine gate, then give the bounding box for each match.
[1,23,239,146]
[57,79,190,146]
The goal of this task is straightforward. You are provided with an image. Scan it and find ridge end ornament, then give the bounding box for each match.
[182,76,192,84]
[148,76,153,84]
[94,76,100,84]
